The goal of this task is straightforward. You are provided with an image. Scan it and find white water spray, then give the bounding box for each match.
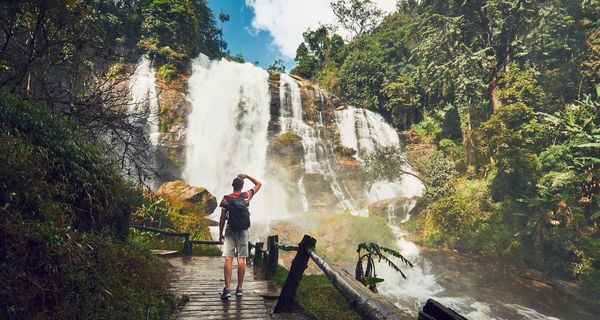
[278,74,355,212]
[183,55,288,234]
[128,55,160,188]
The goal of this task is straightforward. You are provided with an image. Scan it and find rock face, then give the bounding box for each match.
[151,65,370,213]
[156,180,217,215]
[156,74,190,184]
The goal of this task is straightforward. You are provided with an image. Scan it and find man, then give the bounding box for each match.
[218,173,262,299]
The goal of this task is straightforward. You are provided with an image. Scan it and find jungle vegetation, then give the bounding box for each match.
[293,0,600,298]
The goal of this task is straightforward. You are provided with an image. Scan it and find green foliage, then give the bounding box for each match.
[274,266,361,320]
[158,63,177,83]
[479,103,545,201]
[139,0,221,64]
[423,178,509,254]
[418,151,457,204]
[291,27,347,80]
[287,0,600,297]
[267,59,286,73]
[0,93,177,318]
[0,93,139,237]
[355,242,412,292]
[129,190,219,255]
[359,145,417,185]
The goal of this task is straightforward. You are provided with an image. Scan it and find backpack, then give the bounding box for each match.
[226,193,251,231]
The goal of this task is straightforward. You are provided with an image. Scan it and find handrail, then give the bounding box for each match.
[130,224,222,254]
[275,242,298,252]
[190,240,223,245]
[131,224,189,237]
[308,248,412,320]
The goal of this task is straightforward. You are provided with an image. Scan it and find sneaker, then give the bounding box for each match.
[235,287,243,297]
[220,287,231,299]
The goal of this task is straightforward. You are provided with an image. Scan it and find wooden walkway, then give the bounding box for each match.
[166,256,306,320]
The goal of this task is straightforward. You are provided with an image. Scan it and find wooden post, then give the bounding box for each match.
[253,242,264,267]
[273,234,316,314]
[182,234,192,255]
[266,235,278,278]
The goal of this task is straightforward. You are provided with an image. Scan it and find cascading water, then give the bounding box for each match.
[128,55,160,188]
[130,55,160,146]
[278,74,355,212]
[178,56,571,318]
[183,55,288,235]
[334,106,423,203]
[335,106,563,319]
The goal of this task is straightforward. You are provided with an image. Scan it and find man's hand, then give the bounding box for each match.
[238,173,262,193]
[219,233,224,242]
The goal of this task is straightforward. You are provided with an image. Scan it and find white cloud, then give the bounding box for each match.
[245,0,397,58]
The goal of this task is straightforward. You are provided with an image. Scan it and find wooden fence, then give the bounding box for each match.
[131,225,464,320]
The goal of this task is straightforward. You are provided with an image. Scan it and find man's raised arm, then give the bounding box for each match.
[238,174,262,193]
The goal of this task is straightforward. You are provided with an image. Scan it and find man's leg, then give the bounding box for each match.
[237,257,246,289]
[221,230,234,299]
[224,257,233,289]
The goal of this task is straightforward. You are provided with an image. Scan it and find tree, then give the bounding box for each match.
[415,0,544,113]
[218,11,230,52]
[359,146,421,184]
[355,242,412,292]
[267,59,286,73]
[291,27,346,79]
[331,0,384,40]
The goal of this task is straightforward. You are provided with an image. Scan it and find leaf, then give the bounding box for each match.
[591,211,600,220]
[364,277,385,286]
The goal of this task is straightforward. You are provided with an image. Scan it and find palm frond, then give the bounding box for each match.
[380,246,414,268]
[379,254,408,280]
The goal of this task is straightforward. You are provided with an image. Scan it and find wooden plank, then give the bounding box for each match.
[178,308,269,316]
[181,305,267,312]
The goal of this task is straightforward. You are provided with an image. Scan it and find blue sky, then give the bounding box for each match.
[206,0,397,72]
[207,0,294,71]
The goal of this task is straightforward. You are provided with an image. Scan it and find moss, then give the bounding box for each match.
[158,63,177,83]
[269,132,304,167]
[274,266,361,320]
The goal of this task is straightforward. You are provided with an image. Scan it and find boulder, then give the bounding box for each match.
[156,180,217,215]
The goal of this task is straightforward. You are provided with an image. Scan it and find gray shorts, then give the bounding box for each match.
[222,229,249,258]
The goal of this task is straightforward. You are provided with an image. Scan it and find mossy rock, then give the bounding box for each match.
[269,132,304,167]
[334,145,357,158]
[156,180,217,216]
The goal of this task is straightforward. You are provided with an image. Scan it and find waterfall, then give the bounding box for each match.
[334,107,560,319]
[128,55,160,188]
[278,74,355,212]
[334,106,423,203]
[183,55,288,231]
[297,176,309,212]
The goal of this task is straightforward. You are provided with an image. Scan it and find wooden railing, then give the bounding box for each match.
[131,225,463,320]
[250,234,414,320]
[130,225,221,254]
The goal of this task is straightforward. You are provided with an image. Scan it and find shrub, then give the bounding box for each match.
[0,93,178,318]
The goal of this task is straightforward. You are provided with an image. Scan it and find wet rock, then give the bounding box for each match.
[156,180,217,215]
[334,145,357,158]
[269,132,304,168]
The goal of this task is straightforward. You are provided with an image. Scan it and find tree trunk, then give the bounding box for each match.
[489,70,502,113]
